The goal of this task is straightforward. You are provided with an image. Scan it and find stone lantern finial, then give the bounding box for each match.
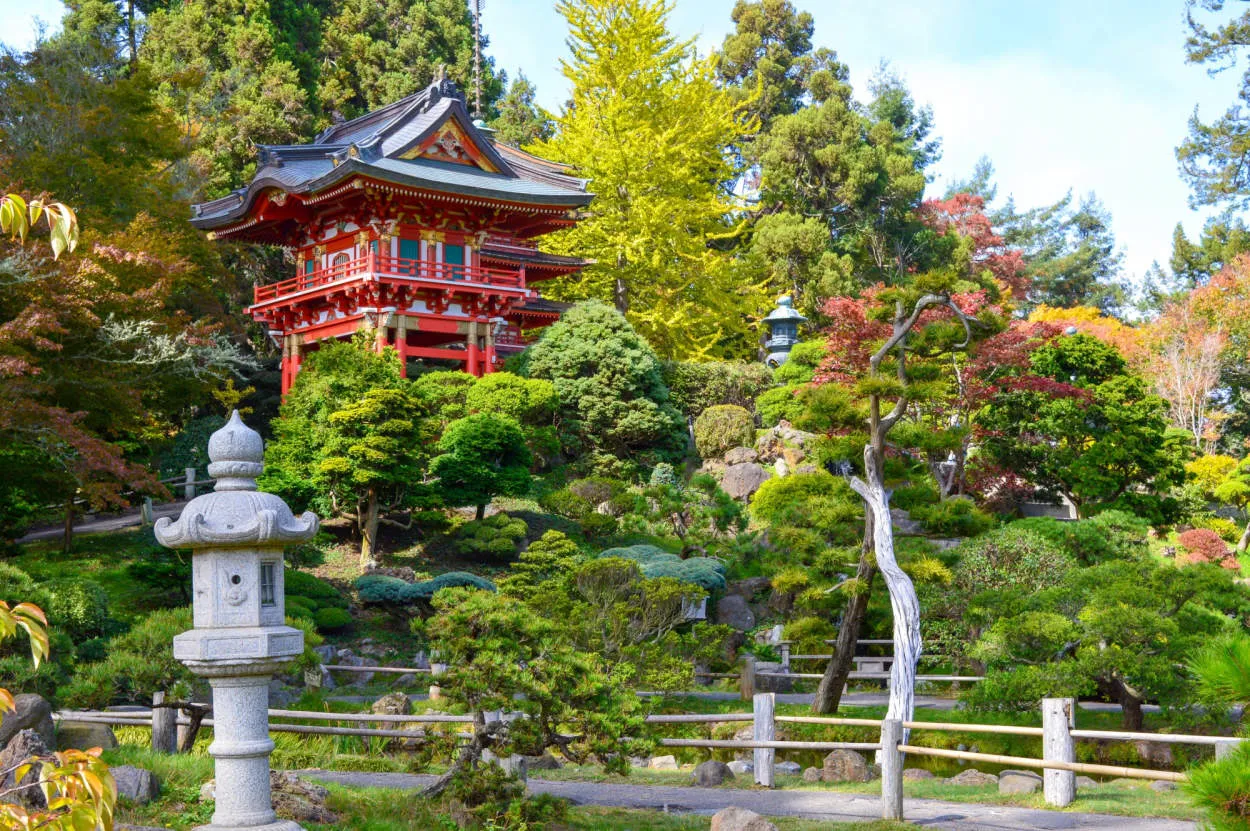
[156,411,317,831]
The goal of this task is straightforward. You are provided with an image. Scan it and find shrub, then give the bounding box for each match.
[1010,510,1150,566]
[452,514,528,561]
[465,372,557,425]
[951,526,1074,596]
[661,360,774,418]
[314,607,353,633]
[0,563,41,605]
[1186,743,1250,831]
[693,404,754,460]
[908,497,996,537]
[891,481,940,511]
[782,615,836,655]
[356,572,496,606]
[596,545,726,593]
[519,301,686,472]
[45,580,113,642]
[285,597,316,622]
[60,607,196,708]
[1192,514,1243,543]
[754,384,806,427]
[539,487,593,520]
[962,662,1092,713]
[578,512,618,539]
[1178,528,1238,568]
[568,477,626,506]
[649,463,678,486]
[771,339,826,384]
[432,413,533,519]
[285,570,348,608]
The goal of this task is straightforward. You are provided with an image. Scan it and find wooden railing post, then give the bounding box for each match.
[1042,697,1076,807]
[779,641,791,672]
[140,497,154,527]
[880,718,903,820]
[151,691,177,754]
[753,692,775,788]
[1216,739,1240,760]
[740,655,756,702]
[184,467,197,501]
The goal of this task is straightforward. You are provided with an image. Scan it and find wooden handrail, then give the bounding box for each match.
[254,254,524,303]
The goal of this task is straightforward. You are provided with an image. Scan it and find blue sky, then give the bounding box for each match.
[1,0,1240,284]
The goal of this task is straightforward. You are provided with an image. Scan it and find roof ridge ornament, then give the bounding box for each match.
[153,410,318,548]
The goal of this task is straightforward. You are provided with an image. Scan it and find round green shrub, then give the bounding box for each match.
[45,580,112,642]
[0,562,40,604]
[452,514,528,561]
[951,526,1074,596]
[693,404,754,460]
[356,572,496,605]
[579,512,618,539]
[285,597,317,621]
[540,487,593,520]
[908,497,996,537]
[754,385,805,427]
[285,570,347,607]
[314,607,353,633]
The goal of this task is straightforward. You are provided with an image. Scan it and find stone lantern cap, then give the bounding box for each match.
[761,295,807,324]
[155,411,318,549]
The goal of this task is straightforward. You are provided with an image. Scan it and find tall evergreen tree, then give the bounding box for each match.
[534,0,766,360]
[488,72,553,147]
[1171,214,1250,288]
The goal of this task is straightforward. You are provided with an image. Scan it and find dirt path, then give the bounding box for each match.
[300,770,1197,830]
[16,502,186,544]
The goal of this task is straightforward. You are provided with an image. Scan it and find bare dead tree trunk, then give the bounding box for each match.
[813,512,877,714]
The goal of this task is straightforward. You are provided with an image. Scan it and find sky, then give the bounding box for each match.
[1,0,1242,285]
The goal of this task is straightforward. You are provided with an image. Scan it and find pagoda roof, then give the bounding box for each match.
[190,78,591,231]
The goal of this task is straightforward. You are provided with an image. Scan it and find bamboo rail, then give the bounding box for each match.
[659,738,881,751]
[1070,728,1233,746]
[897,744,1188,782]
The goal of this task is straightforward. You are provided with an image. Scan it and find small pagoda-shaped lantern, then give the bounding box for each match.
[155,411,318,831]
[762,295,806,367]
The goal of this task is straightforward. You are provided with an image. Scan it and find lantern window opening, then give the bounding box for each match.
[260,561,277,606]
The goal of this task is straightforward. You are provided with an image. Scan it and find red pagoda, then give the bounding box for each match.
[190,78,591,395]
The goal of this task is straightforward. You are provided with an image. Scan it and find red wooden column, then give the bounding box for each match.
[280,334,294,397]
[466,319,481,377]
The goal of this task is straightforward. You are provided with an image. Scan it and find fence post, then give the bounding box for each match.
[740,655,756,702]
[1042,697,1076,807]
[184,467,197,501]
[1216,739,1240,760]
[880,718,903,820]
[778,641,791,673]
[140,497,154,527]
[151,691,177,754]
[753,692,775,788]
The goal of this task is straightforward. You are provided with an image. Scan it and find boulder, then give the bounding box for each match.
[200,780,216,801]
[0,729,49,808]
[1135,741,1174,767]
[727,760,753,775]
[271,771,337,824]
[112,765,160,804]
[755,421,816,465]
[821,749,871,783]
[710,806,778,831]
[773,459,789,478]
[998,769,1042,795]
[312,644,336,664]
[1108,777,1149,788]
[1075,775,1099,789]
[729,577,773,600]
[715,595,756,631]
[945,769,998,786]
[721,462,771,501]
[0,694,53,749]
[723,447,759,465]
[371,692,411,716]
[691,760,734,787]
[902,768,935,780]
[1150,780,1179,792]
[802,766,821,782]
[268,680,298,708]
[306,664,335,690]
[775,760,801,776]
[523,753,562,770]
[889,507,925,535]
[392,673,418,688]
[649,755,679,770]
[754,662,793,694]
[331,652,378,685]
[56,721,118,751]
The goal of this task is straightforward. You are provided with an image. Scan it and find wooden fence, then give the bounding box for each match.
[56,695,1243,822]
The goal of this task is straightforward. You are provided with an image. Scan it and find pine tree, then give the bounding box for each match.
[534,0,767,360]
[488,72,552,147]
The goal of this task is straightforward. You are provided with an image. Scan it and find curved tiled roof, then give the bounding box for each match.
[191,79,591,230]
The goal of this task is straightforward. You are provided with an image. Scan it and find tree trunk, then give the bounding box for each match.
[1237,517,1250,554]
[475,502,486,521]
[62,498,74,554]
[1113,678,1145,731]
[849,445,922,732]
[360,489,380,569]
[812,512,877,714]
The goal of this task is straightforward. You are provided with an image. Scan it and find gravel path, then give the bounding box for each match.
[299,770,1197,831]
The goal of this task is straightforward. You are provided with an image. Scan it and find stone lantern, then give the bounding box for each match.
[155,411,318,831]
[762,295,806,367]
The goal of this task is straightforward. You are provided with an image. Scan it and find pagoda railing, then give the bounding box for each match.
[253,252,524,304]
[493,323,538,350]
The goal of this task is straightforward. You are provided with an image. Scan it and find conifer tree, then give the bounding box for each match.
[534,0,767,359]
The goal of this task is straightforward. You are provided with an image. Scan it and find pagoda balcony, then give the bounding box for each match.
[253,253,525,306]
[493,323,539,353]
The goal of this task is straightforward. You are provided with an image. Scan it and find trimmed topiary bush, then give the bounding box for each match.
[356,572,496,606]
[313,607,353,633]
[661,360,774,418]
[285,570,348,607]
[452,514,528,561]
[596,545,727,593]
[692,404,754,460]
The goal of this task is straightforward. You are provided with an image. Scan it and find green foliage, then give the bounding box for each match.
[692,404,754,460]
[285,570,348,608]
[1190,632,1250,704]
[355,572,496,606]
[1010,510,1151,566]
[125,545,192,606]
[661,360,774,418]
[452,514,528,561]
[488,72,554,147]
[533,0,767,358]
[498,531,584,603]
[520,301,687,474]
[907,497,995,537]
[60,607,196,708]
[410,370,474,430]
[1185,742,1250,831]
[464,372,559,467]
[596,545,728,593]
[782,615,836,655]
[950,526,1074,595]
[754,384,806,427]
[431,413,532,519]
[622,474,748,556]
[772,339,827,384]
[891,480,940,511]
[750,470,861,558]
[980,334,1191,517]
[422,587,648,772]
[313,607,352,633]
[45,580,113,643]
